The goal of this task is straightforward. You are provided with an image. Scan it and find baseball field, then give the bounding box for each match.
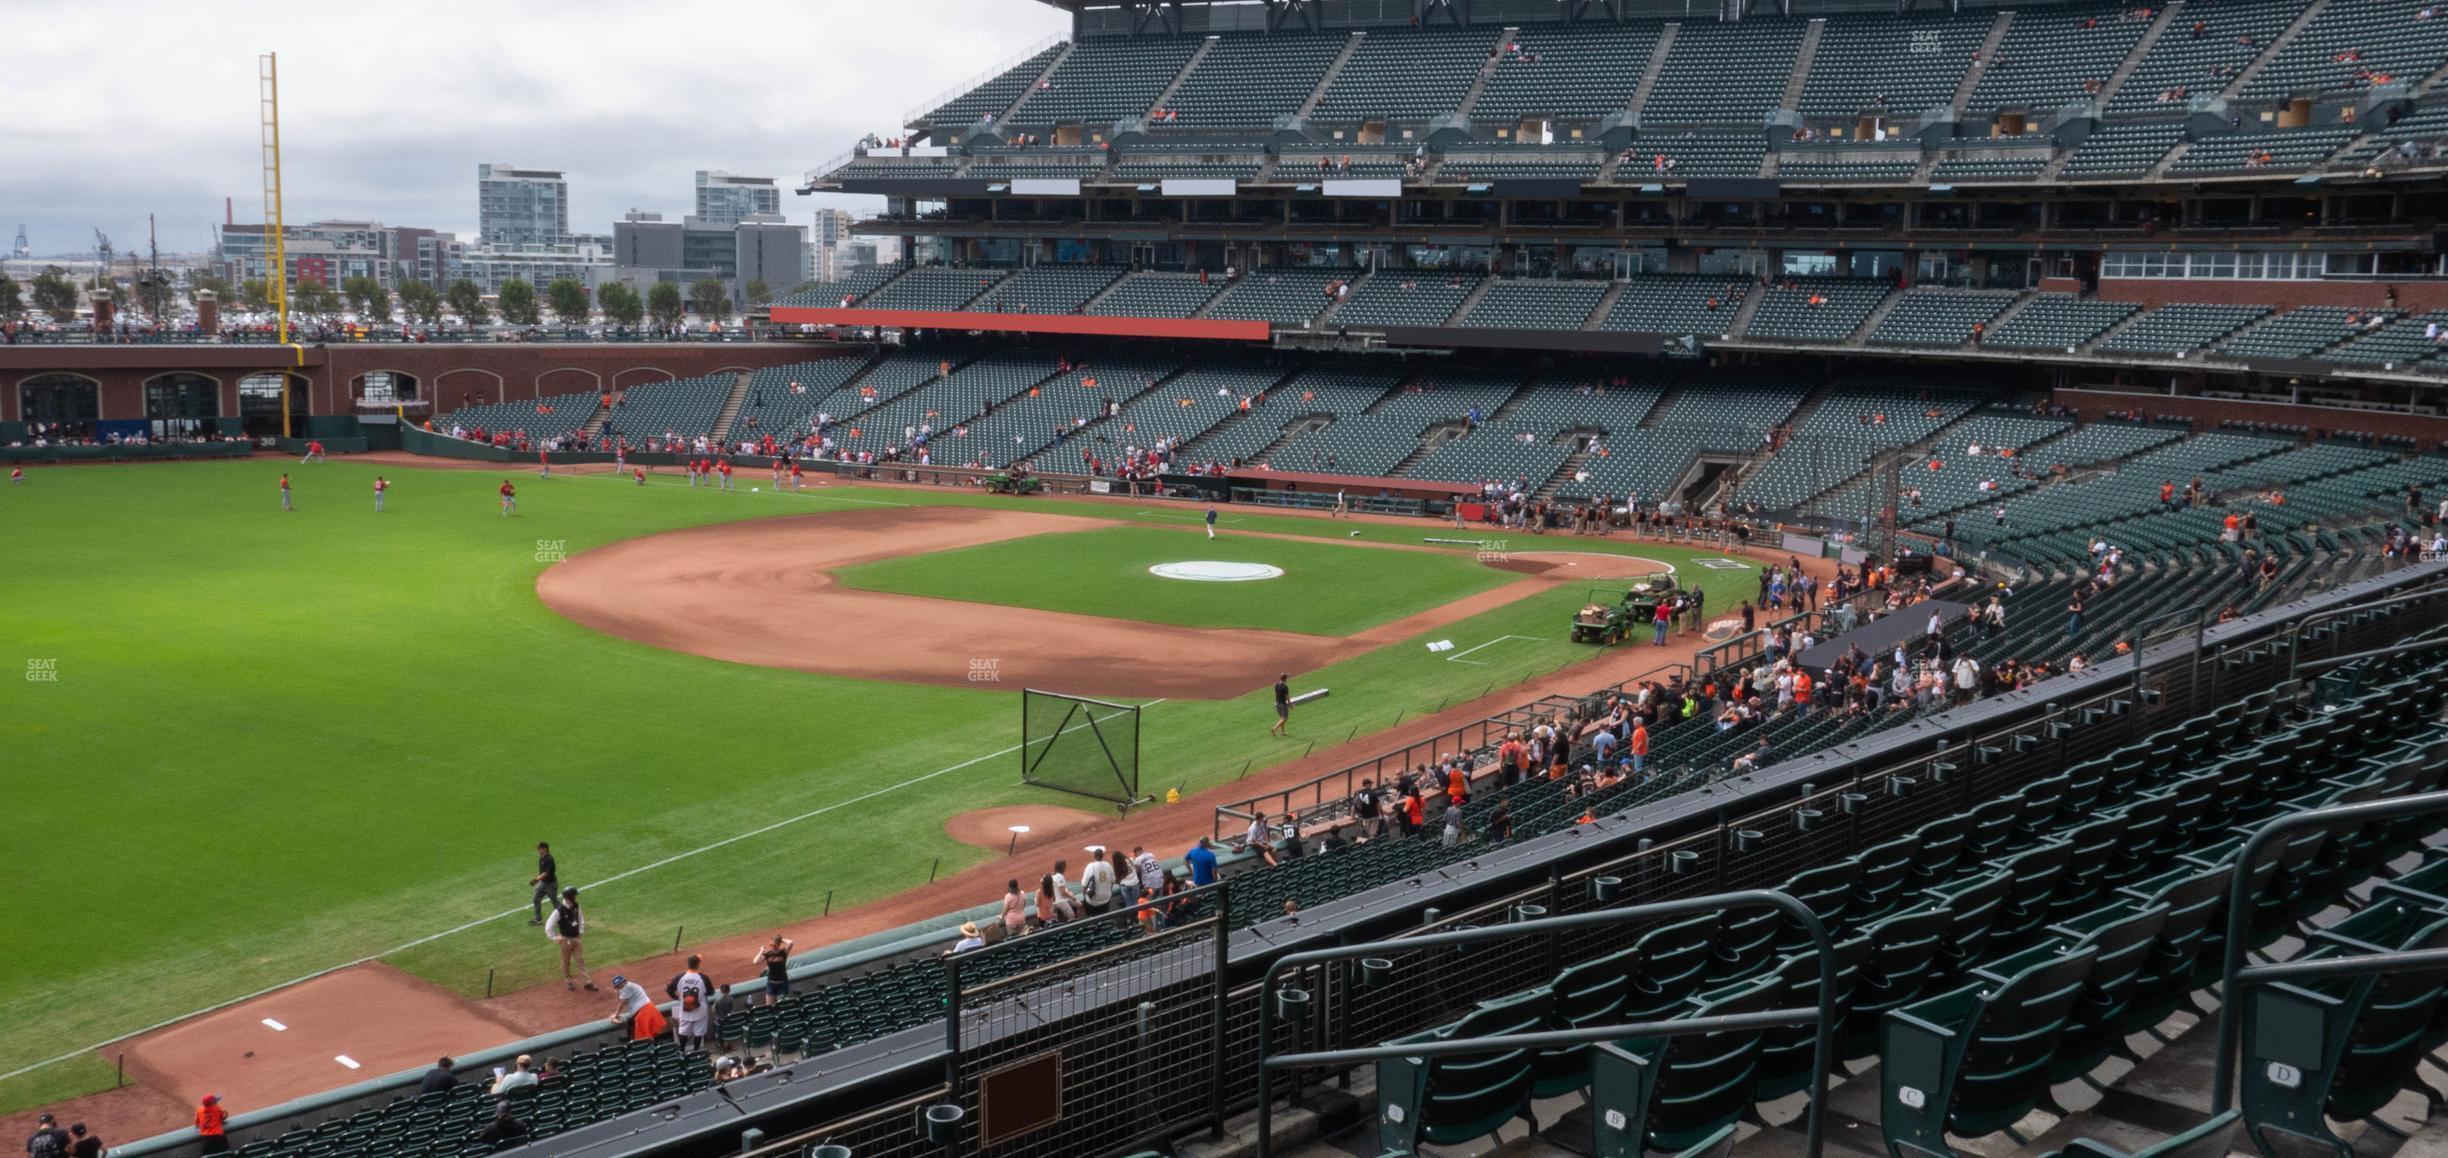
[0,458,1758,1114]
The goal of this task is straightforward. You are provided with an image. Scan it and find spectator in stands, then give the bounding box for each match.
[24,1113,69,1158]
[1039,874,1074,925]
[1243,812,1273,862]
[1351,778,1384,839]
[477,1101,530,1149]
[65,1124,98,1158]
[949,922,987,954]
[752,935,793,1005]
[420,1057,459,1095]
[194,1096,230,1155]
[1184,837,1218,886]
[1732,737,1771,774]
[1002,880,1029,937]
[607,975,664,1040]
[1110,848,1140,912]
[1079,850,1116,914]
[491,1055,539,1095]
[668,955,713,1051]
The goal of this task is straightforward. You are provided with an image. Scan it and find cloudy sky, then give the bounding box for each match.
[5,0,1070,256]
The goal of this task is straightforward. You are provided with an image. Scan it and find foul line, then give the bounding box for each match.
[0,698,1166,1088]
[1444,634,1544,666]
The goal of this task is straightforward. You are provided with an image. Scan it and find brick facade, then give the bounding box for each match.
[0,343,854,424]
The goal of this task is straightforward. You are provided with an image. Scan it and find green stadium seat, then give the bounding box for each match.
[1531,944,1641,1097]
[2241,902,2448,1155]
[1880,943,2100,1155]
[1589,971,1788,1154]
[1374,987,1555,1153]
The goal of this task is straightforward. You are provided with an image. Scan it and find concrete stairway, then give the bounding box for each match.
[2095,1,2183,107]
[1298,32,1367,118]
[2218,0,2335,101]
[1583,282,1628,331]
[1443,278,1500,326]
[1725,284,1770,339]
[1143,36,1216,118]
[1952,10,2018,111]
[1847,287,1911,348]
[1778,20,1827,111]
[707,371,754,442]
[993,41,1076,130]
[1627,24,1680,120]
[1455,27,1519,118]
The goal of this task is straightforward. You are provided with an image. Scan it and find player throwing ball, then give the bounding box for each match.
[499,479,518,516]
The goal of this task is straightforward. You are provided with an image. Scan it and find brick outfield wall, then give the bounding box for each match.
[0,343,861,424]
[2053,387,2448,444]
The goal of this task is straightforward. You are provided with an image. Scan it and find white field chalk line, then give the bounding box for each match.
[336,1056,361,1070]
[0,698,1166,1086]
[1444,634,1544,666]
[261,1019,287,1032]
[1503,552,1681,575]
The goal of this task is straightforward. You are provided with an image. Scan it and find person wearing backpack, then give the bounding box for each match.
[666,955,712,1052]
[24,1113,69,1158]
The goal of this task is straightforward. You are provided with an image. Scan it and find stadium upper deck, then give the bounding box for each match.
[813,0,2448,196]
[781,0,2448,388]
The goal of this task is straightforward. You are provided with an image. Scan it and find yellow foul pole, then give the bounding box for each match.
[260,53,303,437]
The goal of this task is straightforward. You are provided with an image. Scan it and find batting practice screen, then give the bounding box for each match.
[1020,689,1146,806]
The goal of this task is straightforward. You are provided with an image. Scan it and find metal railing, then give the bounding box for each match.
[1252,889,1839,1158]
[2208,788,2448,1115]
[899,33,1065,128]
[802,146,862,192]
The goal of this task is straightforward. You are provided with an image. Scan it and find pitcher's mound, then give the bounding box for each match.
[948,805,1116,855]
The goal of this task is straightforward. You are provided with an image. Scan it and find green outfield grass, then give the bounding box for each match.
[836,525,1519,634]
[0,460,1757,1114]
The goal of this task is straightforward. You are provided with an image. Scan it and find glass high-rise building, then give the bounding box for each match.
[694,171,781,227]
[477,164,570,247]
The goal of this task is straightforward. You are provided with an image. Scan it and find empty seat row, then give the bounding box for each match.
[2098,303,2274,356]
[1870,290,2021,347]
[1983,295,2138,350]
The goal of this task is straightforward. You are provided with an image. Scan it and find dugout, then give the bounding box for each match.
[1227,469,1475,515]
